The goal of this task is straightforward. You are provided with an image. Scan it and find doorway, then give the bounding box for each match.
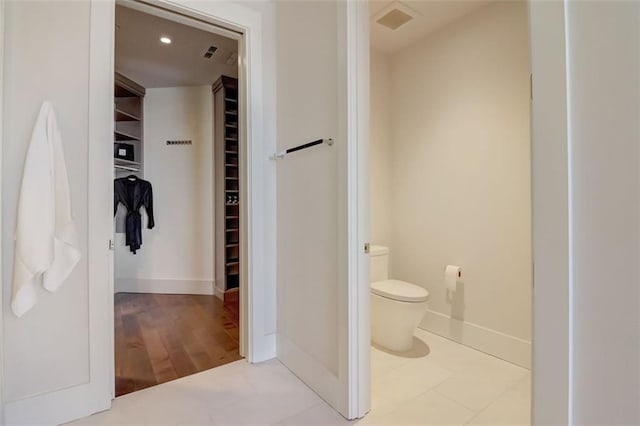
[111,1,245,397]
[364,1,532,424]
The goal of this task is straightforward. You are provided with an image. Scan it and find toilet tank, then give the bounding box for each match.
[369,245,390,282]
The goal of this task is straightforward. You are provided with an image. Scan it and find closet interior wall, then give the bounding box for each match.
[114,84,215,295]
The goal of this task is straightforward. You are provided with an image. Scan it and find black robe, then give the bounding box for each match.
[114,176,155,254]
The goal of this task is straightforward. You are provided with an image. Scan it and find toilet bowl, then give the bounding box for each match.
[370,246,429,352]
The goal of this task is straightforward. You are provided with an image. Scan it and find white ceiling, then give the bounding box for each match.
[370,0,491,53]
[115,6,238,88]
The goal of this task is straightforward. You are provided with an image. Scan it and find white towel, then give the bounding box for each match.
[11,101,81,317]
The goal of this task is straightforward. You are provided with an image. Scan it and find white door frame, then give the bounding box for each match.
[528,2,571,424]
[102,0,275,363]
[93,0,275,415]
[344,0,371,419]
[0,0,5,422]
[349,1,571,424]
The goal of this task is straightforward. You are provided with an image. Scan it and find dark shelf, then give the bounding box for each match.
[115,87,138,98]
[115,108,141,122]
[114,130,141,141]
[215,75,241,297]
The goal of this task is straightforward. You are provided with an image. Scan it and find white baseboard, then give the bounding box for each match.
[214,285,225,301]
[419,309,531,369]
[115,279,215,295]
[254,333,277,363]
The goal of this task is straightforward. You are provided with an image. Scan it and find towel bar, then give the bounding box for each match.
[271,138,333,160]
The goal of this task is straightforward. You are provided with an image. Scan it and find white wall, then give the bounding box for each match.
[1,1,92,402]
[529,2,570,423]
[115,85,214,294]
[566,2,640,424]
[0,0,277,422]
[369,50,393,249]
[372,2,532,366]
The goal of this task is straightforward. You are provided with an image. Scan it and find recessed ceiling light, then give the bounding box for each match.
[160,36,172,44]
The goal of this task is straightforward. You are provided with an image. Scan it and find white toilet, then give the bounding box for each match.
[370,245,429,352]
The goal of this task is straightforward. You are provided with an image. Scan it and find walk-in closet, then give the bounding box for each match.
[112,3,243,396]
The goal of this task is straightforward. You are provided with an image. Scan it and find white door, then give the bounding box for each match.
[274,1,370,419]
[1,1,114,424]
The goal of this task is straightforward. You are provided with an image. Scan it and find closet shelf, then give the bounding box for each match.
[115,108,141,122]
[114,130,142,141]
[114,73,145,175]
[114,164,140,172]
[215,75,240,299]
[115,87,139,98]
[115,158,141,166]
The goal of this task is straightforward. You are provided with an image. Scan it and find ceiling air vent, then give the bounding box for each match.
[203,46,218,59]
[374,2,419,31]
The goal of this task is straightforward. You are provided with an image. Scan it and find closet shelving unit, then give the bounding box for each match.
[214,76,240,302]
[114,72,145,175]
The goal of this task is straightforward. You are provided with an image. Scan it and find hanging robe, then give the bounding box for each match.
[114,176,155,254]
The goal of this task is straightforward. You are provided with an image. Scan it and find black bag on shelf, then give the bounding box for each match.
[114,143,135,161]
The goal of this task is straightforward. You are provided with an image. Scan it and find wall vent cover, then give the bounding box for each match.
[374,2,420,31]
[203,46,218,59]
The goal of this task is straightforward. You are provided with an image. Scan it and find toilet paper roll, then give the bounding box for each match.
[445,265,462,292]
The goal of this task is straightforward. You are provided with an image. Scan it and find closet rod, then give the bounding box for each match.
[271,138,333,160]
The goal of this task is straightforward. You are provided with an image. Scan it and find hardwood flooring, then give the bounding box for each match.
[115,293,241,397]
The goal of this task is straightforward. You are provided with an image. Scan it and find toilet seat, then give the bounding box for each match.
[371,279,429,303]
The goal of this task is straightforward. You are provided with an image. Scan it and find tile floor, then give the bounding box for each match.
[70,329,530,425]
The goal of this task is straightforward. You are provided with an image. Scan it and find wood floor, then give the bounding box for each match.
[115,293,241,397]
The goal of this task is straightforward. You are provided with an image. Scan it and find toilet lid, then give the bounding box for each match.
[371,280,429,303]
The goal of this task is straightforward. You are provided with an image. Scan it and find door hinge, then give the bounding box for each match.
[109,239,115,251]
[364,243,370,254]
[530,73,533,100]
